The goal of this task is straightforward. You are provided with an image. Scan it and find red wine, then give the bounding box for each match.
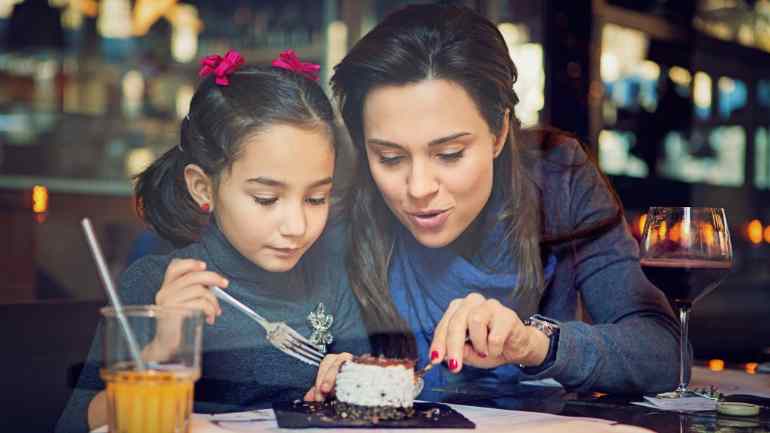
[641,258,731,308]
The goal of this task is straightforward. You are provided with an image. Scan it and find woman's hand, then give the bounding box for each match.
[303,352,353,402]
[155,258,226,325]
[429,293,550,373]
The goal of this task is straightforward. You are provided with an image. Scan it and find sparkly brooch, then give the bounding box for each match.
[307,302,333,353]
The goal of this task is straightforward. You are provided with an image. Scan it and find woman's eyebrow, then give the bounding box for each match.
[367,132,471,149]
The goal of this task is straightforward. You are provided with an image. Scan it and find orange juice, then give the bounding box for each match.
[101,368,199,433]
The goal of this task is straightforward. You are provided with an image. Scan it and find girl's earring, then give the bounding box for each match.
[200,203,211,213]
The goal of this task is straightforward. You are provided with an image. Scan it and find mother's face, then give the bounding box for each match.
[362,79,508,248]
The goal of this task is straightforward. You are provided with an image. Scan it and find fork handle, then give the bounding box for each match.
[211,286,271,330]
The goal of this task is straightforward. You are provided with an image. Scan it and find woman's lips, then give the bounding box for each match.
[406,209,451,230]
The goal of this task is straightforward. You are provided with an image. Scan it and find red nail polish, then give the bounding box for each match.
[448,359,458,370]
[431,350,439,361]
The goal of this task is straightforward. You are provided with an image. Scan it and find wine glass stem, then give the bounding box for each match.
[677,306,691,394]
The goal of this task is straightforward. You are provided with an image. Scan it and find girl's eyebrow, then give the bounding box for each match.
[367,132,471,149]
[246,177,333,188]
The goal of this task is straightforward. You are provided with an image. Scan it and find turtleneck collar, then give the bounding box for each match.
[199,221,301,295]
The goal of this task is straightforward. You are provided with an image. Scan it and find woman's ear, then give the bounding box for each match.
[493,108,510,159]
[184,164,214,211]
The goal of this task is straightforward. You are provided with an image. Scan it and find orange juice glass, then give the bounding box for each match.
[100,306,203,433]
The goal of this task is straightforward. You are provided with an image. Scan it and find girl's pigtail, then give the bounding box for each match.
[134,141,203,247]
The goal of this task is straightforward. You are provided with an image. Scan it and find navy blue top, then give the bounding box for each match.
[56,221,370,433]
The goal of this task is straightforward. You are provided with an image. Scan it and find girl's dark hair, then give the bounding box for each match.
[135,64,339,246]
[331,4,621,356]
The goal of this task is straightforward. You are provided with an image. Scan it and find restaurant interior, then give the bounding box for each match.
[1,0,769,432]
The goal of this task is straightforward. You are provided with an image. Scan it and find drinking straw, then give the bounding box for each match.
[81,218,146,370]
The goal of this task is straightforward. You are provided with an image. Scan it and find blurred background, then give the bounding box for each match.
[1,0,769,427]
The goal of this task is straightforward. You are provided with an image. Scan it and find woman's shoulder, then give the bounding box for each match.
[521,127,620,234]
[520,127,590,168]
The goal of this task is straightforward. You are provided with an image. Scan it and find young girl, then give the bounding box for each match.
[57,49,369,432]
[307,4,680,401]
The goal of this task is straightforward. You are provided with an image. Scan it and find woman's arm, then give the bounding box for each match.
[527,142,681,394]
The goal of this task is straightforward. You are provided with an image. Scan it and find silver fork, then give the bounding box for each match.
[211,286,324,367]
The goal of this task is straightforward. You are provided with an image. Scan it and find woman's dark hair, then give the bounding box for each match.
[331,4,621,356]
[135,64,339,246]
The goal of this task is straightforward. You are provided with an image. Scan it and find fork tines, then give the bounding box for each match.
[274,325,325,367]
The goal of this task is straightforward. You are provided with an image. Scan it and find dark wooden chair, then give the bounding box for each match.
[0,299,104,432]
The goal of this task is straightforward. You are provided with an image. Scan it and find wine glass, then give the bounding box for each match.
[639,207,733,398]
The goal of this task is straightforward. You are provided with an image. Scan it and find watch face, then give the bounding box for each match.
[528,316,559,337]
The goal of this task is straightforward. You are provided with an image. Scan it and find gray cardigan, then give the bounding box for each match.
[56,221,370,433]
[525,138,682,393]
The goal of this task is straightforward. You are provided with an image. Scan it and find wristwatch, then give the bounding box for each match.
[521,314,560,371]
[524,314,560,338]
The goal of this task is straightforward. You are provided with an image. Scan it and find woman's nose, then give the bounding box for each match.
[407,160,439,200]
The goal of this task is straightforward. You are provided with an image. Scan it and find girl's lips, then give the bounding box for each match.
[407,209,450,230]
[268,246,302,258]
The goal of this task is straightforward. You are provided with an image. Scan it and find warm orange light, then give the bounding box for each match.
[669,222,681,242]
[764,225,770,244]
[133,0,178,36]
[658,221,667,240]
[81,0,99,17]
[701,223,715,246]
[32,185,48,214]
[708,359,725,372]
[745,362,758,375]
[638,214,648,236]
[748,219,763,244]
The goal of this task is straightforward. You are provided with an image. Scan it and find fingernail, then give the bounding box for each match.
[199,261,206,269]
[222,279,229,287]
[448,359,458,371]
[430,350,439,361]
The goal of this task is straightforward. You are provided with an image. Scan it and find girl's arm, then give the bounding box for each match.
[86,391,107,430]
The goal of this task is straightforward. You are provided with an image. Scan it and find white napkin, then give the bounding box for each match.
[632,395,717,412]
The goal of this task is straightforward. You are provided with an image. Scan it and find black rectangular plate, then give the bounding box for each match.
[273,400,475,429]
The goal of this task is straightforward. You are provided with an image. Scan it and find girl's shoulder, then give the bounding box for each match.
[118,241,208,304]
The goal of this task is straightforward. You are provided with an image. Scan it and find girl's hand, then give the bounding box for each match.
[428,293,550,373]
[303,352,353,402]
[155,258,226,325]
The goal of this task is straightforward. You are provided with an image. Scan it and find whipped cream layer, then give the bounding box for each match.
[335,361,415,408]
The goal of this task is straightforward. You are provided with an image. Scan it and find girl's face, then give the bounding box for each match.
[213,124,335,272]
[362,79,507,248]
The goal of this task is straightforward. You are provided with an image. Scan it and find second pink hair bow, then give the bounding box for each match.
[271,49,320,82]
[199,50,245,86]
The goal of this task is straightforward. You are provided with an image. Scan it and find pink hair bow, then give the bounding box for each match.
[199,50,245,86]
[271,49,320,82]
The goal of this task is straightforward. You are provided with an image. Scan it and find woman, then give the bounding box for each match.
[308,4,680,400]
